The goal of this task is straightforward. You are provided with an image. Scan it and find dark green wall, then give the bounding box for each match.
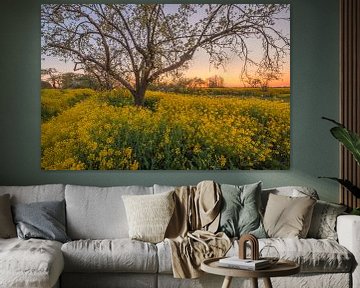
[0,0,340,202]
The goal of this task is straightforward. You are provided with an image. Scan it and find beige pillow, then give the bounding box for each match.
[263,193,316,238]
[122,191,175,243]
[0,194,17,238]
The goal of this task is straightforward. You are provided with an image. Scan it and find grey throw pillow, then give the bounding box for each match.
[12,200,70,243]
[307,200,347,240]
[218,182,266,238]
[0,194,16,238]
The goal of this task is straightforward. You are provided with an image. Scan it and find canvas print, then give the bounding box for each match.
[41,4,290,170]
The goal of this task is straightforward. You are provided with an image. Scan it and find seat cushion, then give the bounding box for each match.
[65,185,153,239]
[228,238,354,273]
[62,239,158,273]
[0,238,64,288]
[157,238,354,274]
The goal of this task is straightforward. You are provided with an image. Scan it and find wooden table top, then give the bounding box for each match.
[201,257,300,278]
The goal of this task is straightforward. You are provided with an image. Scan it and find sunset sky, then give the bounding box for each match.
[41,4,290,88]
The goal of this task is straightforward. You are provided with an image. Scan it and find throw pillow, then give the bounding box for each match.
[307,200,347,240]
[122,191,175,243]
[0,194,16,238]
[218,182,266,238]
[263,193,316,238]
[12,200,70,243]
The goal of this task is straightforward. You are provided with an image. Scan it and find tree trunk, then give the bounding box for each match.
[132,88,146,106]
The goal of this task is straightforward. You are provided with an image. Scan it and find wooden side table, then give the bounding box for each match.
[201,257,300,288]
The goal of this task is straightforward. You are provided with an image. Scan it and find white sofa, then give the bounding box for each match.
[0,184,359,288]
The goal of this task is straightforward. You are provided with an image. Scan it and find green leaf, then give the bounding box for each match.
[322,116,344,127]
[351,208,360,215]
[330,127,360,165]
[322,117,360,165]
[318,176,360,199]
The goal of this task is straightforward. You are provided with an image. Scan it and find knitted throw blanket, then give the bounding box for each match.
[165,181,231,278]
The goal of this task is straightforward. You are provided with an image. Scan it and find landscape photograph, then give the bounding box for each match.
[41,4,290,170]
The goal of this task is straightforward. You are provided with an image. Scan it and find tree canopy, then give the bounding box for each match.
[41,4,289,105]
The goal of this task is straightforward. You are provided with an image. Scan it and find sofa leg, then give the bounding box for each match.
[263,277,273,288]
[221,276,232,288]
[251,278,258,288]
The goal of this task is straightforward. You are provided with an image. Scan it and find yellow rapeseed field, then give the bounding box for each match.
[41,88,95,121]
[41,88,290,170]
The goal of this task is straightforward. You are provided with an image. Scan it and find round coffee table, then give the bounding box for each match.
[201,257,300,288]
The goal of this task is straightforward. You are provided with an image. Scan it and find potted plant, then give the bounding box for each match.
[320,117,360,215]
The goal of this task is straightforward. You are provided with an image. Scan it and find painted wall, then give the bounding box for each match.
[0,0,340,202]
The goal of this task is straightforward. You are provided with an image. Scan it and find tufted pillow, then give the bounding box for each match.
[263,193,316,238]
[0,194,16,238]
[122,191,175,243]
[307,200,347,240]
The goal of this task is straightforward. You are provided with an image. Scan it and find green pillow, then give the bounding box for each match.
[218,182,266,238]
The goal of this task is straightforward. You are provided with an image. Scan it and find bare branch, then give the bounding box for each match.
[41,4,290,106]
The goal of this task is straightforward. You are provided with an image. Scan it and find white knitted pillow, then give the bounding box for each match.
[122,191,175,243]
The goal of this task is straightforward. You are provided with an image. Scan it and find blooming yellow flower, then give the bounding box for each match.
[41,88,290,170]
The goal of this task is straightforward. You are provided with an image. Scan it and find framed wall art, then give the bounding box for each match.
[41,4,290,170]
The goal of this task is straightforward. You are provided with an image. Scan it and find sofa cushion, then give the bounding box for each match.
[263,194,316,238]
[0,238,64,288]
[156,240,173,274]
[0,184,65,204]
[153,184,177,194]
[65,185,153,239]
[122,191,175,243]
[307,200,347,240]
[234,238,353,273]
[261,238,354,273]
[157,237,353,274]
[261,186,319,213]
[12,200,70,243]
[218,182,266,238]
[0,194,16,238]
[61,239,158,273]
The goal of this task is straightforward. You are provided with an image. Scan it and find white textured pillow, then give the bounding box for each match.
[122,191,175,243]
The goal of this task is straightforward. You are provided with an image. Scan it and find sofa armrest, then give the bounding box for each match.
[337,215,360,288]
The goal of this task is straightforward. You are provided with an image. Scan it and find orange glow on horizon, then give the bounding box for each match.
[183,68,290,88]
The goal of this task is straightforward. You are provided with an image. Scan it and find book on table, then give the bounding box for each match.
[218,257,271,270]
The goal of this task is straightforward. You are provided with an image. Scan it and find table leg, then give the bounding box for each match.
[221,276,233,288]
[263,277,273,288]
[251,278,258,288]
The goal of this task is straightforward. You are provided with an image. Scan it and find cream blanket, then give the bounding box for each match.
[165,181,231,278]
